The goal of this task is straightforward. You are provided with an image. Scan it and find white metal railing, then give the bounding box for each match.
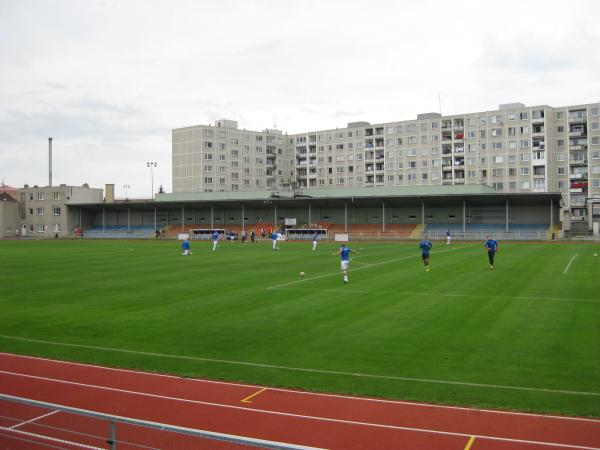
[0,393,319,450]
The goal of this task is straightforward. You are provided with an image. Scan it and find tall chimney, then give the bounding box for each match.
[48,137,53,187]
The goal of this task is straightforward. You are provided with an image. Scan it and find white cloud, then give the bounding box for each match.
[1,0,599,197]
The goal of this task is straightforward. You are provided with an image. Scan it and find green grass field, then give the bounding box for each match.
[1,238,599,417]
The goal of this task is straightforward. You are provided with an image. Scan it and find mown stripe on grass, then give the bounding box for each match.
[1,334,598,398]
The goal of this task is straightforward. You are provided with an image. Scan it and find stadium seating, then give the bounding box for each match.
[422,223,549,239]
[83,225,156,239]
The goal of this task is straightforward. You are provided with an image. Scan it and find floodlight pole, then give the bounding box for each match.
[242,205,245,232]
[146,162,157,199]
[382,201,385,232]
[462,199,466,234]
[210,205,214,229]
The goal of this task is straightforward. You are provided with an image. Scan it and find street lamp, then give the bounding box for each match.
[146,161,157,199]
[123,184,130,200]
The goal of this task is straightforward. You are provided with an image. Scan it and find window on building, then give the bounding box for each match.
[53,192,60,200]
[36,224,45,232]
[52,207,61,215]
[36,207,44,215]
[36,192,44,200]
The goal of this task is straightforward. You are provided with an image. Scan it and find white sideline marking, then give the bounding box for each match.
[0,337,598,397]
[267,288,600,304]
[8,410,59,430]
[0,427,103,449]
[563,254,579,274]
[2,353,599,423]
[0,370,598,450]
[267,245,472,290]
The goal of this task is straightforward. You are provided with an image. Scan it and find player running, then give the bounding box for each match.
[211,230,219,252]
[484,235,499,270]
[271,230,280,250]
[419,236,433,271]
[333,243,359,283]
[181,238,191,256]
[312,232,318,251]
[446,229,451,245]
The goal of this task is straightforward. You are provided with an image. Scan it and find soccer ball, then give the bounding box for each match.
[594,254,598,257]
[300,271,305,277]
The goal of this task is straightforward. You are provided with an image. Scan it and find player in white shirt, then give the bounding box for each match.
[312,233,318,251]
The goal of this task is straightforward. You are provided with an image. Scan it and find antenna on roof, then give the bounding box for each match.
[438,92,443,115]
[273,114,277,129]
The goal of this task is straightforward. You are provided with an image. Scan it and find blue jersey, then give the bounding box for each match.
[419,240,433,254]
[211,231,219,241]
[272,232,278,240]
[340,247,351,261]
[181,240,190,250]
[485,239,498,252]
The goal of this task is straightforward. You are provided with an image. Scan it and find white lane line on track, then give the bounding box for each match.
[563,254,579,274]
[1,370,598,450]
[8,410,59,430]
[0,337,598,398]
[2,353,598,424]
[266,245,472,290]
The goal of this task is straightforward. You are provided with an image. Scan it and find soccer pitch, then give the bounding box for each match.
[1,239,599,417]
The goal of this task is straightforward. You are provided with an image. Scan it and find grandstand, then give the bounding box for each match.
[67,185,562,241]
[84,225,156,239]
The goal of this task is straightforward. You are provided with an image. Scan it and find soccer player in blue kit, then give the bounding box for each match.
[272,231,280,250]
[181,238,191,256]
[484,235,499,270]
[333,243,359,283]
[211,230,219,252]
[419,236,433,271]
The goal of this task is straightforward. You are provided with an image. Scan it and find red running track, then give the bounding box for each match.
[0,352,599,450]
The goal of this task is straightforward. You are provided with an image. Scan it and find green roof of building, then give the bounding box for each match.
[155,185,496,203]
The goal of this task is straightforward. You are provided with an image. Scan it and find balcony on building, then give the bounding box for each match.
[375,150,384,159]
[453,132,464,141]
[453,118,464,128]
[569,170,588,180]
[442,131,452,142]
[569,152,587,165]
[570,181,588,193]
[531,110,545,124]
[365,151,374,161]
[569,111,587,123]
[375,163,384,171]
[375,138,384,147]
[454,144,465,153]
[532,125,545,137]
[441,120,452,129]
[365,139,374,148]
[365,128,374,136]
[309,135,317,143]
[533,167,546,177]
[442,144,452,155]
[374,127,384,136]
[569,124,587,137]
[308,145,317,153]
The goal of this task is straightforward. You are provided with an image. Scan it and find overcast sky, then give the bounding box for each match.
[1,0,599,198]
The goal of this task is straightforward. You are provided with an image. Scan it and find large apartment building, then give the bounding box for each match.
[172,102,600,229]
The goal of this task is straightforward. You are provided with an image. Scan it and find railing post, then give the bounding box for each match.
[108,419,116,450]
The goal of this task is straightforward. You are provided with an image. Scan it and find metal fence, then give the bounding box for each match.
[0,393,320,450]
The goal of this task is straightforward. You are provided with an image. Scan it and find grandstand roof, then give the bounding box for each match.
[69,185,562,211]
[154,185,496,202]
